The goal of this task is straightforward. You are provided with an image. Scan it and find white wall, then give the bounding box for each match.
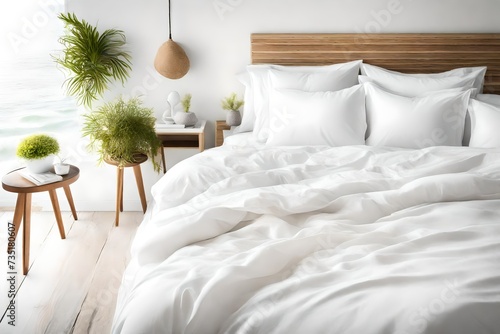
[2,0,500,212]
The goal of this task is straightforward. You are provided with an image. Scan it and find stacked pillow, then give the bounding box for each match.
[234,60,362,142]
[235,60,498,149]
[266,85,366,146]
[359,63,486,96]
[468,95,500,148]
[364,82,472,148]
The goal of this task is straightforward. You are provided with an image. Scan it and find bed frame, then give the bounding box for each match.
[251,33,500,94]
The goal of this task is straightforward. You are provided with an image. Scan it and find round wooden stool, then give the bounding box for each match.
[105,154,147,227]
[2,165,79,275]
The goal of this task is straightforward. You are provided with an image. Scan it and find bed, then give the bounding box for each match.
[111,34,500,334]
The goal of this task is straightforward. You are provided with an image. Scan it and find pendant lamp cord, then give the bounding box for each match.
[168,0,172,39]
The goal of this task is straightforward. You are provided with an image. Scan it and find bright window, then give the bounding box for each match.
[0,1,79,174]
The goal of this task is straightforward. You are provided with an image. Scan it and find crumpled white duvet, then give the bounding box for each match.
[112,145,500,334]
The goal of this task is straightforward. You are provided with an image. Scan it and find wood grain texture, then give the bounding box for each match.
[251,33,500,94]
[0,211,141,333]
[72,212,143,334]
[215,121,231,147]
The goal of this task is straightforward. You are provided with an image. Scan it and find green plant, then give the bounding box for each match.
[221,92,244,112]
[53,12,132,107]
[181,94,192,113]
[16,134,60,160]
[82,96,162,172]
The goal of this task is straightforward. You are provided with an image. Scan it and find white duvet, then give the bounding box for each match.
[112,144,500,334]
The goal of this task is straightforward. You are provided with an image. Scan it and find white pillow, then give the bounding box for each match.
[250,60,363,142]
[468,99,500,148]
[265,85,366,147]
[360,63,485,96]
[476,93,500,107]
[364,82,472,149]
[269,67,360,92]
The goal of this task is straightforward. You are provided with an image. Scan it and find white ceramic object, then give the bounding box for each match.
[167,91,183,118]
[226,111,242,126]
[26,155,54,174]
[174,112,198,126]
[167,91,181,106]
[54,163,70,175]
[162,101,174,124]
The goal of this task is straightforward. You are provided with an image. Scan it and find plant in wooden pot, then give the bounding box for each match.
[174,93,198,126]
[16,134,60,174]
[221,92,244,126]
[52,12,132,108]
[81,96,162,172]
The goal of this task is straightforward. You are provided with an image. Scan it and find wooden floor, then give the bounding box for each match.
[0,210,143,334]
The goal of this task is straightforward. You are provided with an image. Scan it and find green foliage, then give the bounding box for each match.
[53,12,132,107]
[221,92,244,112]
[16,134,60,160]
[181,94,192,113]
[82,97,162,172]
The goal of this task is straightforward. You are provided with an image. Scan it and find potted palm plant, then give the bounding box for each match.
[52,12,132,107]
[16,134,60,173]
[82,96,162,172]
[221,92,244,126]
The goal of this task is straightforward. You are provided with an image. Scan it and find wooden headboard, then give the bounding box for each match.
[251,33,500,94]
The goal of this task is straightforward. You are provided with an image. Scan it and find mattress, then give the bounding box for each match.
[112,143,500,334]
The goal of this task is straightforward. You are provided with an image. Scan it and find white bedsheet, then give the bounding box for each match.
[112,145,500,334]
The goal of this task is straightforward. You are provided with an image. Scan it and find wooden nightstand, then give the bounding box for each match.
[156,120,206,173]
[215,120,231,147]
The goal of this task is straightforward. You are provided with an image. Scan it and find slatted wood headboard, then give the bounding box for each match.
[251,33,500,94]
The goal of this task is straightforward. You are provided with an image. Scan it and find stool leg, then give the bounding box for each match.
[160,145,167,173]
[120,179,124,213]
[115,167,124,226]
[49,189,66,239]
[8,194,25,254]
[22,193,32,275]
[63,185,78,220]
[133,164,147,213]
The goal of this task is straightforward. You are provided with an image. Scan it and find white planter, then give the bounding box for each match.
[54,163,70,175]
[26,155,54,174]
[174,111,198,126]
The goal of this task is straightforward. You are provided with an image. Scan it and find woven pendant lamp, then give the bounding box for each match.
[154,0,190,79]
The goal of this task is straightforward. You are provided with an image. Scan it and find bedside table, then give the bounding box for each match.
[156,120,206,173]
[2,165,79,274]
[215,120,231,147]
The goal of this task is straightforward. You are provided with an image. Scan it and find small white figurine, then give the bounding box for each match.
[168,91,184,117]
[162,91,183,124]
[162,101,173,124]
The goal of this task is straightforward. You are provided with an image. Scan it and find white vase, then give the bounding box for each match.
[174,112,198,126]
[54,163,70,175]
[26,155,54,174]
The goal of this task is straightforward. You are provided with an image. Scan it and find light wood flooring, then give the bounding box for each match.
[0,210,143,334]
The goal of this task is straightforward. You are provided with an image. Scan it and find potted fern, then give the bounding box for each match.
[221,93,244,126]
[174,93,198,126]
[52,12,132,107]
[82,97,162,172]
[16,134,60,173]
